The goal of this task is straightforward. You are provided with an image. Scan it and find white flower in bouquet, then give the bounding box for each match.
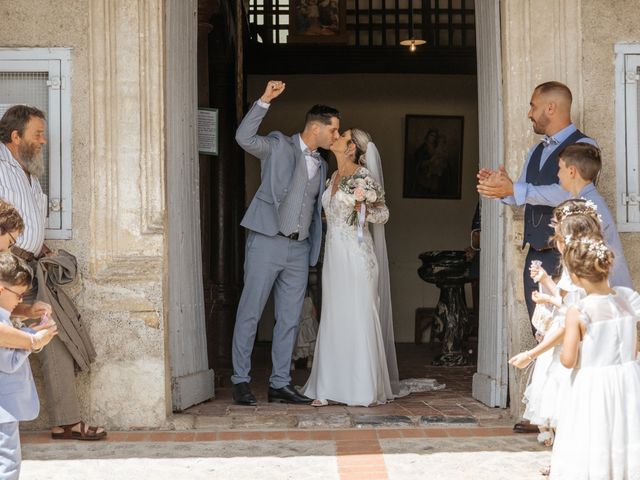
[365,189,377,203]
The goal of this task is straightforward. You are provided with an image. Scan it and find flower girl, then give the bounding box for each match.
[509,200,602,450]
[550,235,640,479]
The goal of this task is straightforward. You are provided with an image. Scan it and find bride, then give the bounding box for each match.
[301,128,401,406]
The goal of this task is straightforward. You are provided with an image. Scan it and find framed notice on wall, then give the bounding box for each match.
[198,108,218,156]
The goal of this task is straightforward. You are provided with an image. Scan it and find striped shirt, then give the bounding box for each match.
[0,142,47,255]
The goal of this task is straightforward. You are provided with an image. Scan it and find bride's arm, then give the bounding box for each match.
[365,202,389,224]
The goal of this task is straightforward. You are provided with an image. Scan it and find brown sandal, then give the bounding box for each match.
[51,421,107,441]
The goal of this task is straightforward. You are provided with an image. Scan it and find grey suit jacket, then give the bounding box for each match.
[235,101,327,266]
[0,312,39,423]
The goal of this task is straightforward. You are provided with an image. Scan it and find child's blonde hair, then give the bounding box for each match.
[562,235,613,283]
[0,252,32,288]
[0,199,24,236]
[551,199,603,249]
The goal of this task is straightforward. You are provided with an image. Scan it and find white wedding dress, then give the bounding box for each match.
[301,167,394,406]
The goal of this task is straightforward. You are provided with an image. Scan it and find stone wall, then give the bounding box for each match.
[0,0,170,429]
[581,0,640,279]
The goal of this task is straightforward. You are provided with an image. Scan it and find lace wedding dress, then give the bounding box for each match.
[301,167,394,406]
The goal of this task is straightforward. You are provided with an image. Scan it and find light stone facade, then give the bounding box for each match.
[1,0,639,426]
[0,0,170,429]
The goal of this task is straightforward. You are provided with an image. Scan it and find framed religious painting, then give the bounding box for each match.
[288,0,348,44]
[403,115,464,199]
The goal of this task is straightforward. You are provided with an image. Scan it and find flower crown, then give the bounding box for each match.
[563,234,610,260]
[558,199,603,223]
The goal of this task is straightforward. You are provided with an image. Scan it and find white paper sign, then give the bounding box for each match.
[198,108,218,156]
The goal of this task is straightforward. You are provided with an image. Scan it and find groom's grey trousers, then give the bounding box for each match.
[231,231,310,389]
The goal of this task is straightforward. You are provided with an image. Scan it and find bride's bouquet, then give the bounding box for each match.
[338,170,385,243]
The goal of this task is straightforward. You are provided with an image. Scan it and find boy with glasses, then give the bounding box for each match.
[0,253,55,479]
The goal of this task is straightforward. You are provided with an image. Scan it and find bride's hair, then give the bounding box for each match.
[349,128,372,166]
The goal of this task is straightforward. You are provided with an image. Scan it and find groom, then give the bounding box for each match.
[232,80,340,405]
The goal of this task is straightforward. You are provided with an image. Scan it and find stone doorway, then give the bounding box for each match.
[190,0,508,416]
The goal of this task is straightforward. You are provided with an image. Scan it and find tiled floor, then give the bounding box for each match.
[184,343,509,428]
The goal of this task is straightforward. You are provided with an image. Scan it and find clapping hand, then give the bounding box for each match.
[529,262,548,283]
[261,80,286,103]
[476,165,514,199]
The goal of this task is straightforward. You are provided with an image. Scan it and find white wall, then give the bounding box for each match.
[246,73,479,342]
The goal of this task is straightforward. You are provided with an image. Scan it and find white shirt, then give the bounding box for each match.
[256,99,320,179]
[298,137,320,180]
[0,143,47,255]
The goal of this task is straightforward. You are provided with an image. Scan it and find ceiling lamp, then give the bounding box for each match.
[399,3,426,52]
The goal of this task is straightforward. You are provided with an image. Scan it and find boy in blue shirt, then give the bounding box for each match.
[556,143,633,288]
[0,253,53,479]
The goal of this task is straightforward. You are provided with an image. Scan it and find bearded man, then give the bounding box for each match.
[0,105,106,440]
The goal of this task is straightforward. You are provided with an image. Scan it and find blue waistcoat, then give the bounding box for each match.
[524,129,585,250]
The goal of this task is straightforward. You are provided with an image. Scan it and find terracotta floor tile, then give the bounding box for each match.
[21,432,51,444]
[401,429,427,438]
[105,432,129,442]
[287,431,311,440]
[240,431,264,440]
[307,430,334,440]
[126,432,149,442]
[335,442,382,455]
[262,431,287,440]
[334,430,377,441]
[446,428,478,437]
[338,465,388,474]
[422,428,450,437]
[194,432,217,441]
[375,429,404,439]
[148,432,175,442]
[336,453,385,463]
[340,472,389,480]
[483,427,515,436]
[173,432,196,442]
[217,431,243,440]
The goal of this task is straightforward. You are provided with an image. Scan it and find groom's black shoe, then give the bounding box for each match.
[233,382,257,406]
[268,384,312,404]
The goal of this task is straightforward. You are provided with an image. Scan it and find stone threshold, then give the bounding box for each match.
[21,425,531,444]
[171,412,486,430]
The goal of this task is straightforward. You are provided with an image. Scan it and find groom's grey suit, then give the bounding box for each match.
[232,101,327,389]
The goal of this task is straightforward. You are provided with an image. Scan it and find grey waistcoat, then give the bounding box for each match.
[278,155,321,240]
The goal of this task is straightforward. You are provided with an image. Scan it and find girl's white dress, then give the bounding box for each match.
[301,168,394,406]
[550,287,640,480]
[523,270,583,428]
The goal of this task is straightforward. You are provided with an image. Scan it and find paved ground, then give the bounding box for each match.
[21,345,538,479]
[20,427,550,480]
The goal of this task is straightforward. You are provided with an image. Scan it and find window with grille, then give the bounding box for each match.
[247,0,475,48]
[0,48,72,239]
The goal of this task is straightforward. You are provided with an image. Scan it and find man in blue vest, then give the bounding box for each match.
[477,81,596,432]
[232,81,339,406]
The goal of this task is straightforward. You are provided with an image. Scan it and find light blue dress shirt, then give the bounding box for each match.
[578,183,633,288]
[501,123,597,207]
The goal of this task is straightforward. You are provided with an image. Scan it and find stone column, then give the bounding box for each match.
[472,0,508,408]
[85,0,172,425]
[500,0,584,417]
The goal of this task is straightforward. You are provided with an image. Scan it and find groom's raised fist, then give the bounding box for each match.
[261,80,286,103]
